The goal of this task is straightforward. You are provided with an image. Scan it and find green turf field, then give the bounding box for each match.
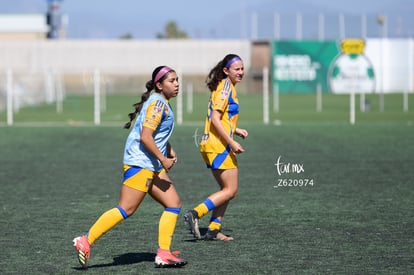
[1,123,413,274]
[0,93,412,125]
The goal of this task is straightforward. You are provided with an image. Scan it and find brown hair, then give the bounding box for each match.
[124,66,174,129]
[206,54,241,92]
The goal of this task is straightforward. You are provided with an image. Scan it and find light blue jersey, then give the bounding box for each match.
[123,93,174,172]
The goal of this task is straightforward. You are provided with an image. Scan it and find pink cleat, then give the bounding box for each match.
[73,235,91,269]
[154,249,187,268]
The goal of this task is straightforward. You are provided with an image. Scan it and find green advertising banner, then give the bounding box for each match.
[272,41,339,93]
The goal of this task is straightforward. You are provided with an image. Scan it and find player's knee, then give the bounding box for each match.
[223,188,238,200]
[229,189,238,200]
[124,205,138,216]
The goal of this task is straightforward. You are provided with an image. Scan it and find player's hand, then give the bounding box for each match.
[161,157,177,171]
[235,128,248,139]
[230,140,245,154]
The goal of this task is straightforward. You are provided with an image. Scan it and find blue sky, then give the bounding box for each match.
[1,0,413,39]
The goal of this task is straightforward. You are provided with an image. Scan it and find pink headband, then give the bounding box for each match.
[225,56,242,68]
[154,66,173,84]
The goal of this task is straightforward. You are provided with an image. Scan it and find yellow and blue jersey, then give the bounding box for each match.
[123,93,174,172]
[200,78,239,154]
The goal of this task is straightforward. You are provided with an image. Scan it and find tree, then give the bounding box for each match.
[119,33,133,39]
[156,21,189,39]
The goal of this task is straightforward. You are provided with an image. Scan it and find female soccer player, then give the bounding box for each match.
[73,66,187,268]
[184,54,248,241]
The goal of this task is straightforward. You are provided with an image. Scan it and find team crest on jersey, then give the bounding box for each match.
[221,89,229,100]
[153,100,164,115]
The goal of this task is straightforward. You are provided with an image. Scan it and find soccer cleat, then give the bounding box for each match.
[183,210,201,239]
[204,230,234,241]
[73,235,91,268]
[154,249,188,268]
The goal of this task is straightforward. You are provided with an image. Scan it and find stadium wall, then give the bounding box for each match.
[0,40,251,75]
[1,39,412,113]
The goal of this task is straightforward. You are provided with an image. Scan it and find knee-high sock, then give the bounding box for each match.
[208,217,222,231]
[158,208,180,251]
[193,198,215,219]
[87,206,128,245]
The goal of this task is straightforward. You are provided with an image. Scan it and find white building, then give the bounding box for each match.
[0,14,48,39]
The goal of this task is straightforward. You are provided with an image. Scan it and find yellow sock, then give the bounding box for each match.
[193,198,215,219]
[87,206,127,245]
[208,217,222,231]
[194,204,208,219]
[158,208,180,250]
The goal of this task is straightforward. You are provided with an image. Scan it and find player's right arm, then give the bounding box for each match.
[211,110,244,154]
[141,127,176,170]
[140,100,176,170]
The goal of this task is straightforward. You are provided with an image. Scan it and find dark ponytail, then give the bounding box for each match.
[124,66,173,129]
[123,83,153,129]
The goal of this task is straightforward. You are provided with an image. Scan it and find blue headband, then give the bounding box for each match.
[225,56,242,68]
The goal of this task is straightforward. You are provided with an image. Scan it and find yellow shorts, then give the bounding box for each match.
[122,165,166,192]
[201,151,238,170]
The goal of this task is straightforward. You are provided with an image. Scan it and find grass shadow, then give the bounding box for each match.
[184,227,227,242]
[73,252,155,270]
